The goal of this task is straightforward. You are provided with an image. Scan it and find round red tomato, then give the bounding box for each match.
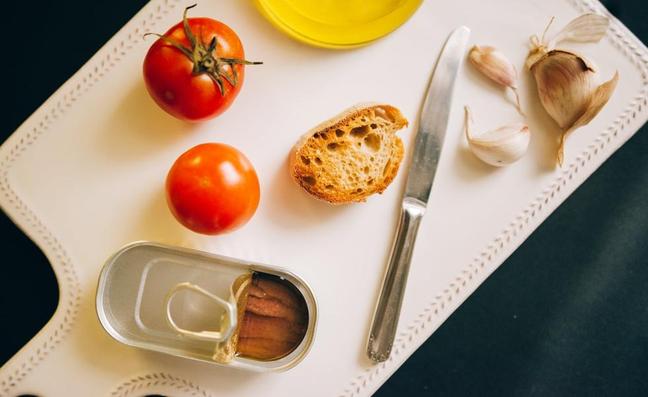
[143,6,261,122]
[166,143,260,235]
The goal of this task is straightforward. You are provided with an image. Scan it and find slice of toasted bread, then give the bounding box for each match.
[290,103,408,204]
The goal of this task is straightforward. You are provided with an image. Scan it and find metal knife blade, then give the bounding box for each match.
[405,26,470,205]
[366,26,470,363]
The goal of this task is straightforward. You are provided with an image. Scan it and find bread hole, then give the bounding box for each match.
[356,188,363,193]
[370,123,377,129]
[314,157,322,165]
[368,178,374,185]
[370,156,375,162]
[300,156,310,165]
[325,184,334,190]
[383,159,392,176]
[335,129,345,137]
[363,166,370,174]
[327,142,339,151]
[301,175,316,186]
[350,125,370,138]
[320,132,328,140]
[364,133,381,152]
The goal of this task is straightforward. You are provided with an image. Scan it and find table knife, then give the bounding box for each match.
[367,26,470,363]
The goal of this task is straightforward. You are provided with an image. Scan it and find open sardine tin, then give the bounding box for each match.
[96,242,317,372]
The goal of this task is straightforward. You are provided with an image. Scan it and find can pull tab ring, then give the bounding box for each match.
[164,282,237,343]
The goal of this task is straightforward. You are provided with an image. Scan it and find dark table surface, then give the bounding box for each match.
[1,1,647,396]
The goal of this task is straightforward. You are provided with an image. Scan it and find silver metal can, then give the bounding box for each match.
[96,241,317,371]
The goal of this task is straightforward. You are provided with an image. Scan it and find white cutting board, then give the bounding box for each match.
[1,0,646,396]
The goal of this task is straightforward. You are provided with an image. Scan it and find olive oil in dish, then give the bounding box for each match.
[254,0,422,48]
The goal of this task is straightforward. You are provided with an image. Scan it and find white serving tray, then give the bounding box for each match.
[1,0,646,396]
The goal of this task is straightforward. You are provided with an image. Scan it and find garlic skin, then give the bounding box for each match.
[469,45,524,115]
[464,106,530,167]
[531,50,599,129]
[548,14,611,51]
[527,14,618,165]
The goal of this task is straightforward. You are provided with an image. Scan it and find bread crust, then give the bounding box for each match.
[289,103,408,204]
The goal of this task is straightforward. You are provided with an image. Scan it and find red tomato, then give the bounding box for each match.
[143,5,261,122]
[166,143,260,235]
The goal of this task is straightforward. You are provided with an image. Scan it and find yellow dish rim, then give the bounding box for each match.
[253,0,423,49]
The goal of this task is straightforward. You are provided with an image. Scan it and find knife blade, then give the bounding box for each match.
[367,26,470,363]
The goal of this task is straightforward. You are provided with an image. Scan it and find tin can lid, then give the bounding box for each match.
[164,282,238,343]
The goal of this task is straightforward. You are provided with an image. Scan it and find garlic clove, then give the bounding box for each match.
[530,50,598,129]
[469,45,517,88]
[526,14,618,167]
[469,45,524,115]
[549,14,610,48]
[528,49,618,166]
[557,71,619,165]
[464,106,530,167]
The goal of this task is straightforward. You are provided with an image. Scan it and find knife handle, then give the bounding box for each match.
[367,197,425,363]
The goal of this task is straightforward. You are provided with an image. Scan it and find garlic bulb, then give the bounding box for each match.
[464,106,530,167]
[527,14,619,165]
[469,45,524,115]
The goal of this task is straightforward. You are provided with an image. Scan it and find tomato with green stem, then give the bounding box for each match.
[143,4,262,122]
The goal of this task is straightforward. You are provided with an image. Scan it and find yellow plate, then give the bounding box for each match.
[253,0,423,49]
